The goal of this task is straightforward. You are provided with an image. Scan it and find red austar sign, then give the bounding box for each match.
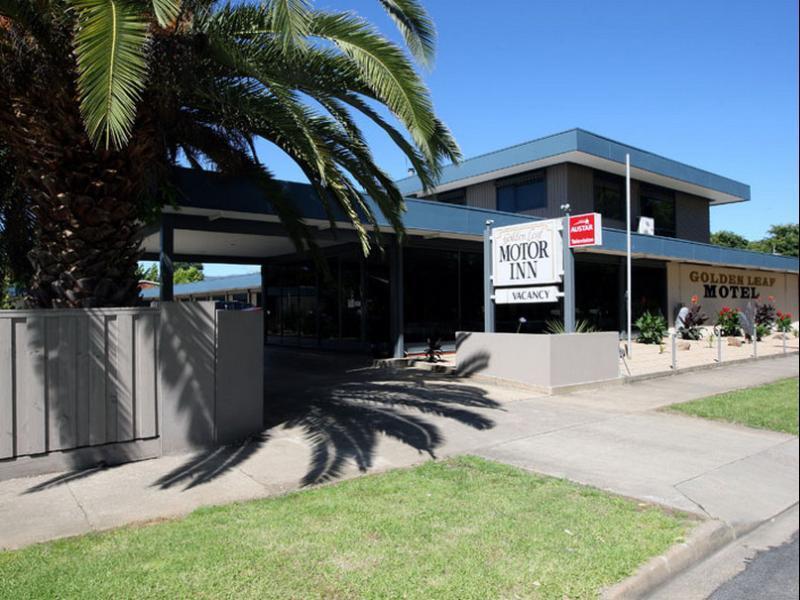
[568,212,603,248]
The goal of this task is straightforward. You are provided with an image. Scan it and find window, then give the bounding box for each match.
[437,189,466,205]
[593,171,625,221]
[496,171,546,212]
[640,184,676,237]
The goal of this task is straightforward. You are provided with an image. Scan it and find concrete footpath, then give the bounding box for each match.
[1,352,797,550]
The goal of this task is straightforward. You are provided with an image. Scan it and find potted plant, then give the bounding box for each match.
[635,311,667,345]
[424,337,443,363]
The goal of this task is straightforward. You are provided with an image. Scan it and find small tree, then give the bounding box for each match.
[750,224,799,257]
[710,230,750,250]
[136,263,204,285]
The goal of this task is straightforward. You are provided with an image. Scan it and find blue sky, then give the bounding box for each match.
[175,0,800,277]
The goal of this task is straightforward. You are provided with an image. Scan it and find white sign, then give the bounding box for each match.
[494,286,562,304]
[492,219,562,287]
[637,216,655,235]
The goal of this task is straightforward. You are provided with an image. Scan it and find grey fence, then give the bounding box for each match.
[1,308,159,460]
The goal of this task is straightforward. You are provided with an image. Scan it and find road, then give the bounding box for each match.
[709,532,799,600]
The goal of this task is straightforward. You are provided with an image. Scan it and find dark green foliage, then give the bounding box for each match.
[710,224,798,257]
[634,311,667,344]
[710,230,749,250]
[1,0,459,307]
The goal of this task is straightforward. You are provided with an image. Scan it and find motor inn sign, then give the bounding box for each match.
[492,220,562,288]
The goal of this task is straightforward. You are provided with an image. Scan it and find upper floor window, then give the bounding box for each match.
[437,189,466,205]
[640,184,676,237]
[593,170,625,221]
[496,171,546,212]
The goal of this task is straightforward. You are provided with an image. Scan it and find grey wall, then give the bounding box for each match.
[0,308,159,461]
[215,309,264,445]
[1,302,265,480]
[675,191,711,243]
[455,331,620,392]
[158,302,217,453]
[465,181,496,209]
[159,301,264,453]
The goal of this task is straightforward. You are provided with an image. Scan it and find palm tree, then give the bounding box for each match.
[0,0,459,307]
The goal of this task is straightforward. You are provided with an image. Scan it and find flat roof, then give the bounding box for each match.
[395,129,751,205]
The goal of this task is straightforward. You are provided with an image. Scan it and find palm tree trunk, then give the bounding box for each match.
[4,87,153,308]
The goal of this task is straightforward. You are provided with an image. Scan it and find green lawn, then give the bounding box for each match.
[668,377,799,435]
[0,457,690,600]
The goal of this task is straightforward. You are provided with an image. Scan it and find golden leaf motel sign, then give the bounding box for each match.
[688,269,776,300]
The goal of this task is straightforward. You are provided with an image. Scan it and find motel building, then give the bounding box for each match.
[141,129,799,357]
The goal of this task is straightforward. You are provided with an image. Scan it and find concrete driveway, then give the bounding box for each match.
[0,350,797,549]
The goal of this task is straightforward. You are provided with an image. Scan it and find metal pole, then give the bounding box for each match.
[390,241,404,358]
[671,333,676,370]
[483,220,495,333]
[783,332,787,354]
[625,153,632,357]
[159,213,174,302]
[717,331,722,363]
[753,334,758,359]
[562,209,575,333]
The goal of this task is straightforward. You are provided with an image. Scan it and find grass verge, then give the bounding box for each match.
[667,377,799,435]
[0,456,691,599]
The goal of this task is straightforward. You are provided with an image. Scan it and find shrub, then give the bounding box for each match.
[635,311,667,344]
[678,299,708,340]
[776,311,793,333]
[544,319,597,334]
[755,298,776,327]
[755,323,771,342]
[717,307,742,337]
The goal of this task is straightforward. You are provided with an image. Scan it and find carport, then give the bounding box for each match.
[140,168,533,357]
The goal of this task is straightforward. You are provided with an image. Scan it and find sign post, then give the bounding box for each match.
[625,153,632,357]
[561,206,575,333]
[483,220,495,332]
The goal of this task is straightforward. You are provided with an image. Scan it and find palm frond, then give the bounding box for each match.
[309,12,433,141]
[266,0,309,52]
[72,0,149,149]
[377,0,435,66]
[151,0,180,27]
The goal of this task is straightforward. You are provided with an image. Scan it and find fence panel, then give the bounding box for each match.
[0,308,160,460]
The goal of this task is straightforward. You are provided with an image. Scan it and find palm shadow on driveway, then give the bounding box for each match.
[26,348,497,492]
[266,360,499,486]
